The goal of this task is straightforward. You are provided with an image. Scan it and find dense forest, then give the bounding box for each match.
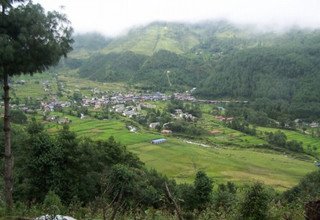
[59,22,320,122]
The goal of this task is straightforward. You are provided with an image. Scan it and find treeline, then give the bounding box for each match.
[226,118,312,154]
[266,130,304,153]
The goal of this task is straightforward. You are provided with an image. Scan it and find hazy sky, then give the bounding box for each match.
[33,0,320,36]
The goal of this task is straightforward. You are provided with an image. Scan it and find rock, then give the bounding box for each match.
[34,215,76,220]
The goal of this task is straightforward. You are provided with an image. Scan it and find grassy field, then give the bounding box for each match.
[128,138,316,190]
[12,73,57,99]
[43,112,317,191]
[46,113,162,146]
[199,112,267,147]
[58,74,128,95]
[11,72,129,99]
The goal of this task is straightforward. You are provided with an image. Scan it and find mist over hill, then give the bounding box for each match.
[59,21,320,121]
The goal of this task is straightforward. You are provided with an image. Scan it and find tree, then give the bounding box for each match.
[240,182,271,220]
[266,131,287,148]
[0,1,73,210]
[18,121,60,202]
[105,164,136,220]
[10,109,27,124]
[214,182,237,214]
[193,171,213,210]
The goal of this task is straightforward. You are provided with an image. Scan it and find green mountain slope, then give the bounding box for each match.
[101,22,200,55]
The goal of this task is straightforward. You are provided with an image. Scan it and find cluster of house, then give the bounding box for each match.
[10,103,36,114]
[127,125,137,132]
[294,119,319,128]
[172,109,197,121]
[174,92,196,101]
[42,80,52,92]
[198,99,248,104]
[41,100,71,112]
[113,104,140,118]
[149,122,173,134]
[45,115,71,124]
[215,115,234,122]
[80,92,168,109]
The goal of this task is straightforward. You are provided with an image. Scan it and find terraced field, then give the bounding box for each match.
[46,113,162,146]
[257,127,320,153]
[127,138,316,190]
[45,113,316,190]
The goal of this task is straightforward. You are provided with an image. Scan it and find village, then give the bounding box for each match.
[3,78,319,132]
[4,78,206,132]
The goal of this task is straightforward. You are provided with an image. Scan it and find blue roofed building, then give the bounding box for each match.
[151,138,167,144]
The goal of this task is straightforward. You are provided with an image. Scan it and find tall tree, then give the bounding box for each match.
[0,0,73,210]
[193,171,213,210]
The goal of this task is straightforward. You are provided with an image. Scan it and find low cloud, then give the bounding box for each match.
[33,0,320,36]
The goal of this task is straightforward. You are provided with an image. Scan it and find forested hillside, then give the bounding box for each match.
[59,21,320,120]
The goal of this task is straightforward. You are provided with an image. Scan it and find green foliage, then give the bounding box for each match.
[193,171,213,210]
[14,122,144,205]
[16,120,60,202]
[72,91,82,102]
[197,35,320,120]
[0,1,73,76]
[108,164,135,196]
[286,140,304,153]
[177,183,196,211]
[101,21,200,55]
[214,182,237,214]
[43,191,64,217]
[283,170,320,203]
[167,99,202,118]
[226,103,274,127]
[10,110,27,124]
[227,119,257,136]
[266,131,304,153]
[166,120,205,136]
[267,131,287,148]
[78,51,147,82]
[239,182,271,220]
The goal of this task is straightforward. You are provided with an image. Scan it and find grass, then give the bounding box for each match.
[58,74,128,94]
[43,112,317,191]
[128,138,316,190]
[199,112,267,147]
[46,112,162,146]
[12,73,57,99]
[12,72,129,99]
[102,25,199,56]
